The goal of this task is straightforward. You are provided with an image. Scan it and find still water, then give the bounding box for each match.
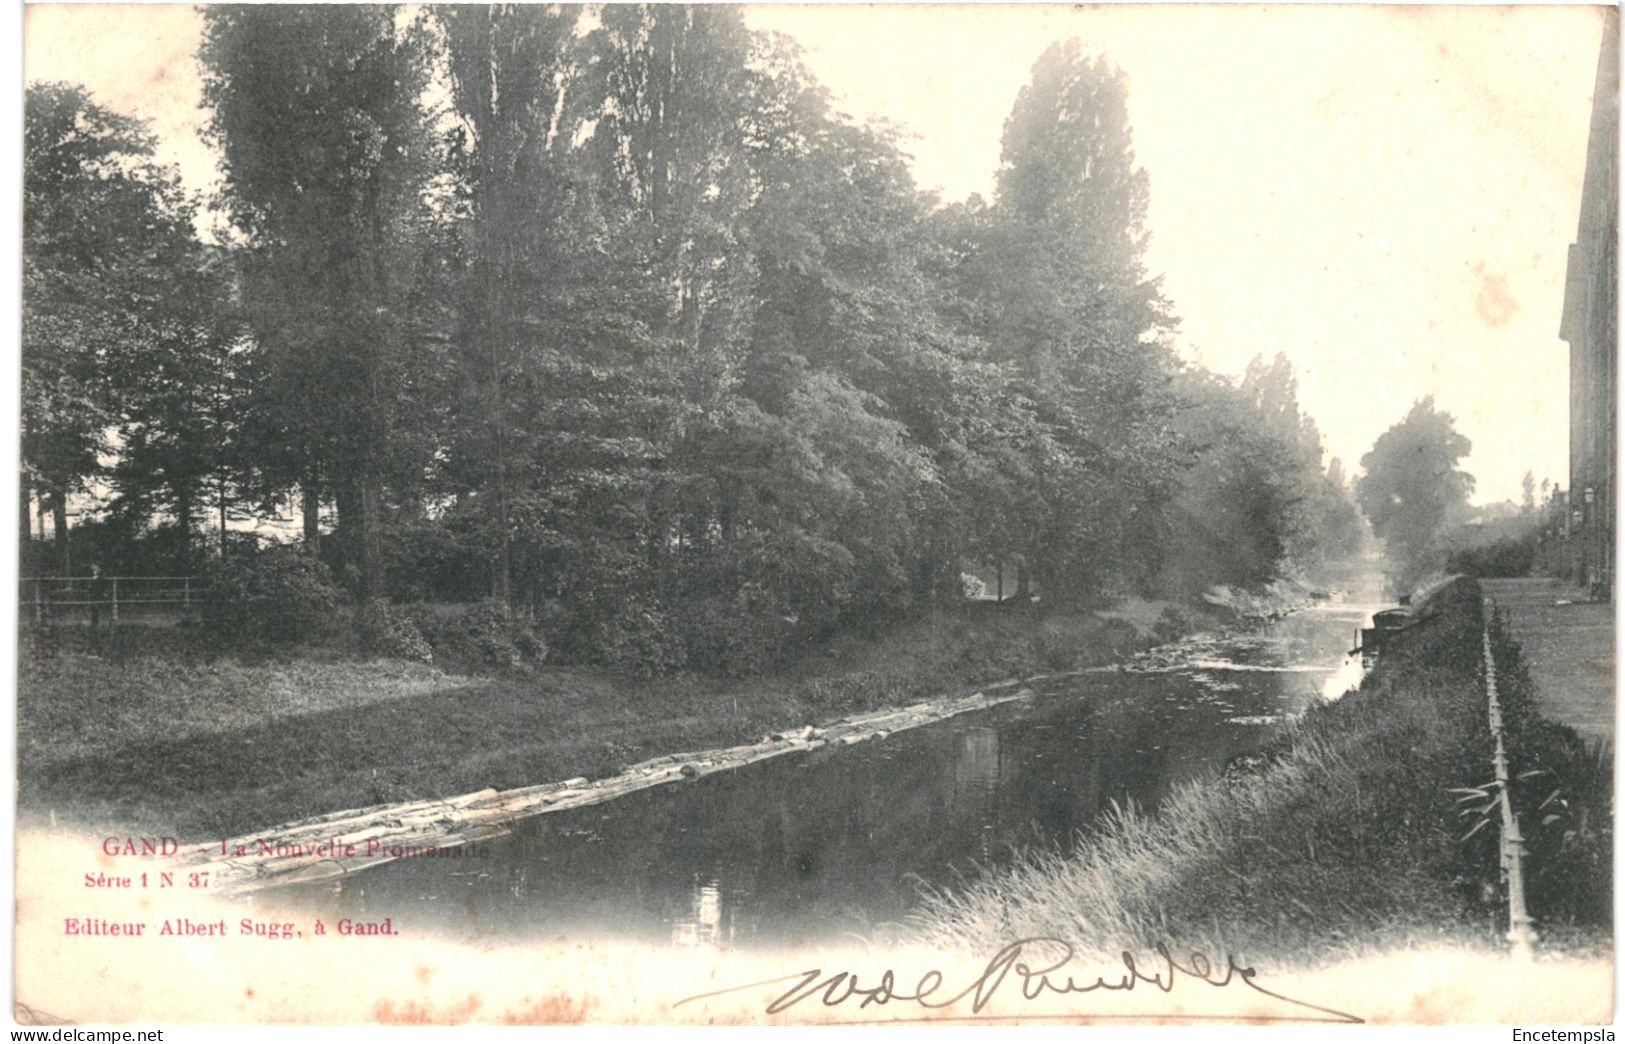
[287,580,1385,951]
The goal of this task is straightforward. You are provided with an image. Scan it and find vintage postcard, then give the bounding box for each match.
[13,1,1618,1029]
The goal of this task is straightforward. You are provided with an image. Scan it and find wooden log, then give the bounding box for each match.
[168,676,1044,893]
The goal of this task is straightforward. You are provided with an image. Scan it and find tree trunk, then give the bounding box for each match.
[1015,561,1030,601]
[490,349,511,605]
[333,478,363,596]
[175,491,194,573]
[18,473,31,568]
[218,473,229,560]
[346,448,382,606]
[917,537,940,608]
[51,488,69,577]
[360,473,384,603]
[301,473,321,553]
[486,265,512,606]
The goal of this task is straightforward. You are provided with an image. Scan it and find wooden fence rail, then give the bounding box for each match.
[22,576,208,626]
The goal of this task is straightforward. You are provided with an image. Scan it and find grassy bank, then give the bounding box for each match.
[911,577,1613,964]
[18,601,1179,840]
[1484,603,1614,948]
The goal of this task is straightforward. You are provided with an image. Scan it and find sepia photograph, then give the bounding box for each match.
[12,0,1619,1028]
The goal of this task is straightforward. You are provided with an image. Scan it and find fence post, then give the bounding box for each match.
[111,578,119,625]
[33,577,41,628]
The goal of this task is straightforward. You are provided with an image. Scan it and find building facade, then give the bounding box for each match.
[1560,7,1619,600]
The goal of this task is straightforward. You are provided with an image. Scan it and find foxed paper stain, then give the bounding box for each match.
[1473,261,1521,327]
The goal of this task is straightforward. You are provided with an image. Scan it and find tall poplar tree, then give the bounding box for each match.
[200,5,438,597]
[954,41,1181,603]
[439,4,583,603]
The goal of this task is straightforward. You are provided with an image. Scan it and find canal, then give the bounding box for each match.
[283,574,1386,951]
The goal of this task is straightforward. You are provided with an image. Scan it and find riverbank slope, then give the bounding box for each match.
[20,601,1195,839]
[912,576,1613,965]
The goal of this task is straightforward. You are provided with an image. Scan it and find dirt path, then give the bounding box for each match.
[1481,577,1614,743]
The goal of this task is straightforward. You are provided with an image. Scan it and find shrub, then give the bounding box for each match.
[356,600,434,664]
[203,546,342,646]
[377,519,490,603]
[411,599,546,670]
[669,531,855,677]
[679,583,796,678]
[1032,621,1083,671]
[1446,534,1536,578]
[585,602,686,678]
[1516,729,1612,927]
[1152,607,1192,645]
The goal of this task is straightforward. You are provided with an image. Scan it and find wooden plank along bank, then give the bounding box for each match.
[170,677,1046,893]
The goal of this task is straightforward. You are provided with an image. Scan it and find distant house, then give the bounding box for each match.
[1559,7,1618,600]
[1454,513,1532,549]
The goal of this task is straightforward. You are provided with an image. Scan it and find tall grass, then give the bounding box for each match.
[911,578,1519,966]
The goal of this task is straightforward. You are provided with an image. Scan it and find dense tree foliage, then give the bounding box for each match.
[23,83,236,575]
[199,4,442,598]
[1160,355,1364,594]
[1358,396,1475,589]
[941,42,1184,604]
[23,7,1363,674]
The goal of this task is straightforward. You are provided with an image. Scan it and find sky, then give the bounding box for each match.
[24,2,1611,504]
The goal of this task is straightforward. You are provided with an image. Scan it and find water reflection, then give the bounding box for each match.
[951,727,1002,867]
[1320,653,1367,702]
[288,579,1391,950]
[671,878,729,949]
